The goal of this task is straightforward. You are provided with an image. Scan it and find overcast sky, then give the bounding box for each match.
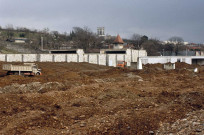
[0,0,204,43]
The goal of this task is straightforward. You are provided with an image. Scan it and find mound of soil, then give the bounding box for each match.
[0,62,203,134]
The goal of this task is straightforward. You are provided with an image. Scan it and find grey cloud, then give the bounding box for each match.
[0,0,204,43]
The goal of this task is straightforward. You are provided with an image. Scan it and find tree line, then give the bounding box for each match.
[0,24,197,55]
[130,34,190,56]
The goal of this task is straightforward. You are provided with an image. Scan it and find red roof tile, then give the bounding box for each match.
[113,34,124,44]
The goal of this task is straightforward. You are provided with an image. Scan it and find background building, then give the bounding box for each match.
[97,27,105,37]
[113,34,124,49]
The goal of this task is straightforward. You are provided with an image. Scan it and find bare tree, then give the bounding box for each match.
[72,27,96,51]
[168,36,184,56]
[42,27,49,34]
[168,36,184,44]
[131,33,142,49]
[164,44,174,56]
[51,31,59,39]
[141,39,163,56]
[5,24,14,40]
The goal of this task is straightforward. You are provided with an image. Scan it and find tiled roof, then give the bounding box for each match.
[113,34,124,44]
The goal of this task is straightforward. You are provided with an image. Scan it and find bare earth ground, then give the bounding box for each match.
[0,62,203,135]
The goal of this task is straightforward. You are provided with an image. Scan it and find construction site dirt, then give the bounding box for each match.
[0,62,203,135]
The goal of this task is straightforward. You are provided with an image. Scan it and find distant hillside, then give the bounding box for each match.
[0,26,112,53]
[0,45,18,54]
[0,27,72,51]
[0,41,45,54]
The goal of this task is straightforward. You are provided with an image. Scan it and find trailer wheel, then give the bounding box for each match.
[36,72,40,75]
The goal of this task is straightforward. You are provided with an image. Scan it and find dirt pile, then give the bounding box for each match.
[156,109,204,134]
[0,62,203,134]
[0,82,64,94]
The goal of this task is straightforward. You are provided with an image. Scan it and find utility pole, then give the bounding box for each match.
[138,40,140,58]
[41,36,43,50]
[137,40,141,69]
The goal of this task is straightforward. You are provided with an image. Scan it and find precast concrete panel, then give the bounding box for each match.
[132,50,139,62]
[67,54,78,62]
[108,54,117,67]
[126,49,132,56]
[78,55,84,62]
[139,50,147,57]
[142,57,169,64]
[23,54,37,62]
[132,50,147,62]
[89,54,98,64]
[140,56,193,65]
[77,49,84,55]
[98,54,106,65]
[126,49,132,66]
[53,54,66,62]
[0,54,6,61]
[184,58,192,64]
[116,54,125,61]
[39,54,53,62]
[170,58,179,63]
[125,55,131,66]
[77,49,84,62]
[7,54,23,62]
[170,57,191,64]
[83,54,89,62]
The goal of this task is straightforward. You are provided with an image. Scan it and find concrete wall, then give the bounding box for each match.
[23,54,37,62]
[0,49,149,67]
[89,54,98,64]
[1,52,204,67]
[67,54,78,62]
[0,54,6,61]
[125,55,131,67]
[78,55,84,62]
[7,54,23,62]
[132,50,147,62]
[39,54,53,62]
[53,54,66,62]
[139,56,204,65]
[116,54,125,61]
[83,54,89,62]
[77,49,84,55]
[98,54,106,66]
[77,49,84,62]
[107,54,117,67]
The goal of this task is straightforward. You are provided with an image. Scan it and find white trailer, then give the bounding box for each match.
[2,63,41,76]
